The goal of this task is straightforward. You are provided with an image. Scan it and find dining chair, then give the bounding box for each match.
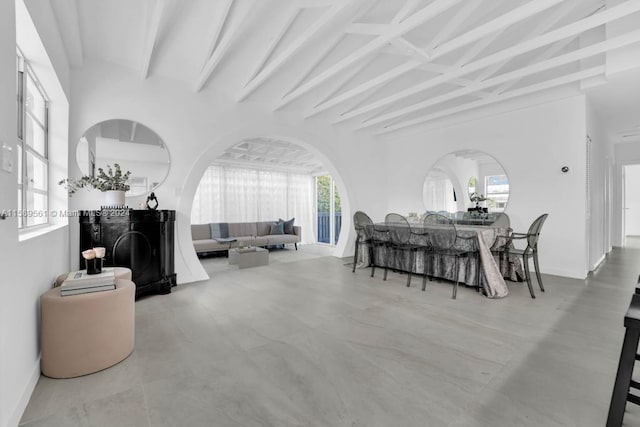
[491,212,511,229]
[494,213,549,298]
[369,221,390,279]
[383,213,421,287]
[352,211,373,273]
[424,214,479,299]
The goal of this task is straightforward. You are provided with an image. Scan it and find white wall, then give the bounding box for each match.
[624,165,640,236]
[1,2,70,427]
[384,96,589,279]
[67,59,389,283]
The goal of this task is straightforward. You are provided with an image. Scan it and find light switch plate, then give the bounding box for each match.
[1,143,13,173]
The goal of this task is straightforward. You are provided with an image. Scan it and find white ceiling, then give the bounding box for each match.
[48,0,640,141]
[215,138,325,174]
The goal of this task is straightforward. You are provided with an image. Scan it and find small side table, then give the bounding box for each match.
[40,279,135,378]
[229,247,269,269]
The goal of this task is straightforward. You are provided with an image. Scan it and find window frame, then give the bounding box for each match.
[17,48,50,229]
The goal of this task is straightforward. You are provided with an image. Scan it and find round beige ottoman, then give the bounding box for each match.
[40,279,135,378]
[55,267,132,287]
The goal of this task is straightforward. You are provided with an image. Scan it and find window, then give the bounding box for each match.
[485,174,509,212]
[315,175,342,245]
[17,49,49,228]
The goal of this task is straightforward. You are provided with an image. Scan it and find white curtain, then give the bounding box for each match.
[191,166,315,244]
[423,170,457,213]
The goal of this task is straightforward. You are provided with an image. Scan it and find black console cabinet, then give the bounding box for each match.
[79,209,176,298]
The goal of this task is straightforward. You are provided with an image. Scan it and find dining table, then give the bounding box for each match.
[360,221,524,299]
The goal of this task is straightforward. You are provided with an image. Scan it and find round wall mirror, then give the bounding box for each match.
[423,150,509,213]
[76,119,170,197]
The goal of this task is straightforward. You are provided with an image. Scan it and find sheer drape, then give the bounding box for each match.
[191,166,315,243]
[423,171,457,213]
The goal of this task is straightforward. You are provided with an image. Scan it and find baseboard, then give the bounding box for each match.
[590,254,606,272]
[541,267,588,280]
[7,358,40,427]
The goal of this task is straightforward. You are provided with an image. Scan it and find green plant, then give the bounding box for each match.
[59,163,131,195]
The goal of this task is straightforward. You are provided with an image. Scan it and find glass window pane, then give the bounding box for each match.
[24,190,47,227]
[333,181,342,245]
[25,150,47,191]
[17,144,22,185]
[25,115,46,156]
[316,176,330,244]
[26,72,46,124]
[17,189,22,228]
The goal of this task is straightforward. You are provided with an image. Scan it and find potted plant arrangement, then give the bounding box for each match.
[59,163,131,206]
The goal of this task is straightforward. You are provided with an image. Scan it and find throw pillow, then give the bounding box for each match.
[209,223,229,238]
[279,217,295,234]
[269,222,284,235]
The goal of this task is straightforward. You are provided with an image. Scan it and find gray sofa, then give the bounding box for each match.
[191,221,301,254]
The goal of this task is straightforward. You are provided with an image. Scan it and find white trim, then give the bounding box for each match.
[8,358,41,427]
[541,267,588,280]
[590,254,606,272]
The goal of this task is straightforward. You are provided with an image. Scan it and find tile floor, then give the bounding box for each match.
[19,244,640,426]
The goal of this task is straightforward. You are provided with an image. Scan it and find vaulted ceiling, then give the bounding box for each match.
[48,0,640,138]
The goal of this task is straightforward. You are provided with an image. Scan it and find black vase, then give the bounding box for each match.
[85,258,103,275]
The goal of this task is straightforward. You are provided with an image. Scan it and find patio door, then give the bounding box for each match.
[316,175,342,245]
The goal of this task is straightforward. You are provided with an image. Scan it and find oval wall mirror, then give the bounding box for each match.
[423,150,509,213]
[76,119,170,197]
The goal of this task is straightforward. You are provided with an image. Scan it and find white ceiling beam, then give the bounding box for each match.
[391,0,423,24]
[332,0,640,124]
[199,0,234,71]
[431,0,566,59]
[305,56,495,118]
[472,0,581,82]
[274,0,463,110]
[452,26,507,67]
[345,23,395,36]
[140,0,165,80]
[424,0,484,51]
[376,66,605,134]
[308,54,378,114]
[51,0,84,67]
[194,0,250,92]
[296,0,337,7]
[392,38,431,61]
[493,34,579,94]
[237,0,359,102]
[281,34,346,101]
[357,29,640,129]
[244,6,300,83]
[305,59,422,118]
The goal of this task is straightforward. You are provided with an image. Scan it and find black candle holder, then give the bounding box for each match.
[85,258,103,275]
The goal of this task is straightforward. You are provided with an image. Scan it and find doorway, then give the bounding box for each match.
[623,164,640,248]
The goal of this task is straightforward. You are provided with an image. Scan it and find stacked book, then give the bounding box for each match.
[60,268,116,296]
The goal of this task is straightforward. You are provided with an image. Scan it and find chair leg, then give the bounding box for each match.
[295,243,297,250]
[523,255,536,299]
[422,251,429,291]
[383,266,388,281]
[370,247,376,278]
[533,251,544,292]
[406,250,414,287]
[453,256,459,299]
[352,240,359,273]
[475,253,481,293]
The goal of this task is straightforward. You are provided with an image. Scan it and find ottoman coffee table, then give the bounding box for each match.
[228,247,269,269]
